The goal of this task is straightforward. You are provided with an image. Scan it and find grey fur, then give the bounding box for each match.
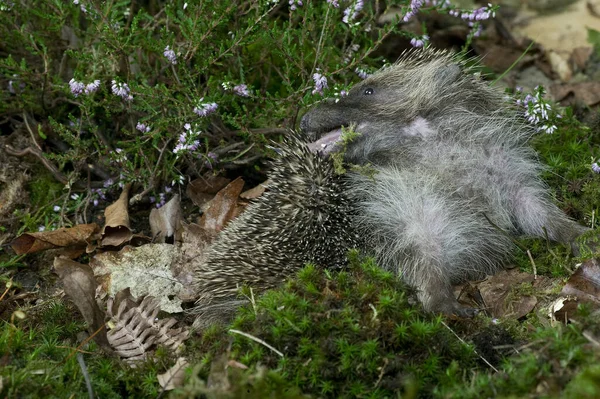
[192,133,360,329]
[301,48,588,316]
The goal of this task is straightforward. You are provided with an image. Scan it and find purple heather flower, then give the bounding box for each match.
[233,84,250,97]
[410,35,429,48]
[289,0,303,10]
[69,79,85,97]
[343,0,364,24]
[165,185,172,193]
[53,205,61,212]
[312,72,328,95]
[355,68,369,79]
[174,124,202,156]
[327,0,339,7]
[38,225,46,232]
[403,0,424,22]
[104,178,114,188]
[193,99,218,117]
[111,80,133,101]
[593,163,600,174]
[93,199,99,206]
[204,151,218,169]
[457,4,496,21]
[163,45,177,65]
[136,122,151,133]
[84,79,101,94]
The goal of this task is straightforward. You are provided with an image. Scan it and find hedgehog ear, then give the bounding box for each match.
[436,63,461,83]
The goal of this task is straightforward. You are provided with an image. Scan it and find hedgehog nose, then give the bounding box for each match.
[300,113,310,133]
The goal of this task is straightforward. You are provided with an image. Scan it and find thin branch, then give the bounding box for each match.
[229,329,284,357]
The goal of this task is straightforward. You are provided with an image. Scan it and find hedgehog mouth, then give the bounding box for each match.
[306,128,344,156]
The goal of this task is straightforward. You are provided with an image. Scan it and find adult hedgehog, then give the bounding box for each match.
[301,48,588,316]
[192,134,361,328]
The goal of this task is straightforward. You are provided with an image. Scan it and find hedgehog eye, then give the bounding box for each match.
[364,88,374,95]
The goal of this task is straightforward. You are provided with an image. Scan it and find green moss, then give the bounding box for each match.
[0,301,165,398]
[27,167,64,210]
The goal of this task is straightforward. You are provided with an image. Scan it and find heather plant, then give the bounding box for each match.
[1,0,495,219]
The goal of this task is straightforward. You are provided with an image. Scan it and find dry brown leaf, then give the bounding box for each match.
[157,357,189,390]
[570,47,593,71]
[547,51,572,82]
[561,258,600,305]
[53,257,112,353]
[199,176,245,238]
[174,222,211,301]
[514,0,599,53]
[186,175,231,210]
[106,295,189,364]
[240,180,268,200]
[475,269,551,319]
[10,223,99,255]
[550,82,600,106]
[102,184,133,247]
[109,287,141,316]
[149,194,183,242]
[550,296,580,324]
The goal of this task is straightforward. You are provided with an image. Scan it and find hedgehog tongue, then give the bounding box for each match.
[307,128,343,155]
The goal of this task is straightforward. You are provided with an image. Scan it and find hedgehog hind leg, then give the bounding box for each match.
[511,184,589,246]
[401,253,478,317]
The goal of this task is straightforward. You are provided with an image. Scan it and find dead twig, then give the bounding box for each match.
[4,145,69,185]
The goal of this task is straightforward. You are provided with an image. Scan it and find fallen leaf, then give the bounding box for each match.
[570,47,593,71]
[175,222,210,302]
[550,82,600,106]
[53,257,112,353]
[514,0,599,53]
[186,175,231,210]
[549,296,580,324]
[547,51,572,82]
[150,194,183,242]
[240,180,268,200]
[157,357,189,390]
[108,287,141,317]
[10,224,99,255]
[199,177,245,238]
[91,244,186,313]
[102,184,133,247]
[474,269,551,319]
[561,258,600,305]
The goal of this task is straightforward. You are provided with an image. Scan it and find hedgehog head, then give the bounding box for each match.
[301,48,507,165]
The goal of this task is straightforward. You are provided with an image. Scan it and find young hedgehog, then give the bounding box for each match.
[301,48,588,317]
[192,133,361,328]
